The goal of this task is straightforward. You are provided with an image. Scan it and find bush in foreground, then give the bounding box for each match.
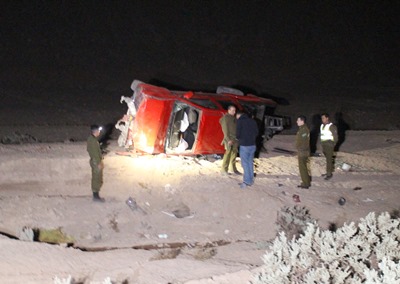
[251,212,400,283]
[275,205,315,241]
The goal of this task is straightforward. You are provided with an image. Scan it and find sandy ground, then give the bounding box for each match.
[2,4,399,282]
[1,129,400,283]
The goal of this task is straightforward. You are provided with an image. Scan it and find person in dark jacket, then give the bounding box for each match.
[87,125,105,202]
[236,111,259,188]
[296,115,311,188]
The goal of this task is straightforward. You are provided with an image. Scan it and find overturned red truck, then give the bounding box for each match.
[115,80,288,155]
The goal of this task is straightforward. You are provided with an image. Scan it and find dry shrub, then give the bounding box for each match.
[150,248,181,261]
[252,212,400,284]
[275,205,315,240]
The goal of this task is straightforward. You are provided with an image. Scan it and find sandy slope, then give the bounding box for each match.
[0,131,400,283]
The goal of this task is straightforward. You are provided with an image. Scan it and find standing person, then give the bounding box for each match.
[87,125,105,202]
[296,115,311,188]
[236,111,259,188]
[219,105,240,175]
[320,113,338,180]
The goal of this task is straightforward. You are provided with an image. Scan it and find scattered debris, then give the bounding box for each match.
[108,214,119,232]
[338,197,346,206]
[19,226,35,241]
[126,197,147,214]
[353,186,362,191]
[171,204,192,218]
[292,194,300,203]
[158,233,168,239]
[161,208,195,219]
[161,211,176,217]
[150,248,181,260]
[341,163,352,171]
[192,247,217,260]
[212,154,222,160]
[138,182,149,189]
[19,226,74,244]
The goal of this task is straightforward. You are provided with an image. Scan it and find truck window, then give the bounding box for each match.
[166,102,200,153]
[188,98,219,109]
[215,100,239,111]
[240,102,265,120]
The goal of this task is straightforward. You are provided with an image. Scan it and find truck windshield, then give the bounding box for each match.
[133,89,144,110]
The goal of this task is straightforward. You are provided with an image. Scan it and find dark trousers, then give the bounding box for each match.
[298,155,311,186]
[322,141,335,176]
[90,160,103,192]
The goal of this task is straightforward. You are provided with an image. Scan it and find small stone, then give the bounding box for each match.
[292,194,300,203]
[338,197,346,206]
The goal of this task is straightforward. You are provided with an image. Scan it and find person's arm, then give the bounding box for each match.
[220,116,228,140]
[295,130,301,150]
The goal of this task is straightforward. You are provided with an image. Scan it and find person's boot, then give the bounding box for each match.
[93,192,105,202]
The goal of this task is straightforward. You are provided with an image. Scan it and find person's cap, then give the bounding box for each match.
[90,124,102,132]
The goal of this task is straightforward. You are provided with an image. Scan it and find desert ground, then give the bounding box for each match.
[2,2,399,282]
[1,79,399,284]
[1,116,400,283]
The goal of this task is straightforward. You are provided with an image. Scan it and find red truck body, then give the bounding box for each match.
[117,80,278,155]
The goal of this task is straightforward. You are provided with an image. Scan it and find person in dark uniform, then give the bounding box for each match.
[219,105,240,175]
[320,113,338,180]
[87,125,105,202]
[296,115,311,188]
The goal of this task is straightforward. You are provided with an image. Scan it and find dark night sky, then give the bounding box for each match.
[1,1,399,99]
